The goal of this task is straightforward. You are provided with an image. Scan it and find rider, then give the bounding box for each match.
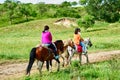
[73,28,87,53]
[41,25,59,59]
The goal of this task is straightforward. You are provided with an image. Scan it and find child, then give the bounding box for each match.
[73,28,87,53]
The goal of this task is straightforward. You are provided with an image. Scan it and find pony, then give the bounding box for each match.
[26,40,64,76]
[45,39,75,70]
[59,39,75,67]
[65,38,92,65]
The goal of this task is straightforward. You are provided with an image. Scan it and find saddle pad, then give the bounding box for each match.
[77,45,82,53]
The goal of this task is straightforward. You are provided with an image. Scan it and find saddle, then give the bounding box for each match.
[36,44,53,54]
[42,44,53,53]
[75,45,82,53]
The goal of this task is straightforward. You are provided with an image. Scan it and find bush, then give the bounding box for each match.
[77,14,95,30]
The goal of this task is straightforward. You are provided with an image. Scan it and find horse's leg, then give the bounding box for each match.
[55,59,60,71]
[79,53,82,64]
[68,50,74,65]
[49,60,52,72]
[46,61,49,71]
[68,55,72,65]
[60,54,65,67]
[65,56,69,66]
[38,61,44,76]
[36,60,39,69]
[84,54,89,63]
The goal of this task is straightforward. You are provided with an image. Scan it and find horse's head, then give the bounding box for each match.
[63,39,75,50]
[54,40,64,53]
[84,38,92,47]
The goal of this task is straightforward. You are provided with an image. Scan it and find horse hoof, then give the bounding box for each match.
[37,67,39,70]
[62,64,64,67]
[57,69,60,72]
[26,73,30,77]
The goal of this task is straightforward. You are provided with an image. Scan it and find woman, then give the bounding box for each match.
[41,25,59,59]
[73,28,87,53]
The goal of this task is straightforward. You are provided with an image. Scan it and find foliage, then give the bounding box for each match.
[19,59,120,80]
[61,1,71,7]
[19,3,36,21]
[79,0,120,23]
[77,14,95,30]
[71,1,78,6]
[54,7,81,18]
[3,0,18,24]
[0,1,81,27]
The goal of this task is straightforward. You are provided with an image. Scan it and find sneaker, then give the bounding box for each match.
[55,55,59,59]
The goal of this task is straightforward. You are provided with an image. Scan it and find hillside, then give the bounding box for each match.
[0,18,120,80]
[0,18,120,61]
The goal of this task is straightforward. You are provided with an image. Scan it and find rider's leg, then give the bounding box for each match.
[80,42,87,53]
[48,43,59,59]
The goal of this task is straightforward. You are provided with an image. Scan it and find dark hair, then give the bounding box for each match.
[74,28,81,34]
[43,25,49,32]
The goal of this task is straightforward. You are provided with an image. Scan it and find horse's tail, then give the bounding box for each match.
[26,47,36,75]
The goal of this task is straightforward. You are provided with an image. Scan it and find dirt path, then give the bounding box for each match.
[0,50,120,80]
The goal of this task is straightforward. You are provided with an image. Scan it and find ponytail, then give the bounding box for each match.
[43,25,49,32]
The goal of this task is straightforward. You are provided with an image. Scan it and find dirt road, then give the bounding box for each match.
[0,50,120,80]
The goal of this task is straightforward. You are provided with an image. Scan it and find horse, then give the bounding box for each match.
[66,38,92,65]
[59,39,75,67]
[46,39,75,70]
[26,40,64,76]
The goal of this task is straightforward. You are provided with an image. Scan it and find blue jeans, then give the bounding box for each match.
[48,43,58,56]
[43,43,59,59]
[80,42,87,53]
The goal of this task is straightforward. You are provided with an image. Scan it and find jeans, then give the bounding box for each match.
[80,42,87,53]
[48,43,58,56]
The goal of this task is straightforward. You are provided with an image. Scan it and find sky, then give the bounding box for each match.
[0,0,80,4]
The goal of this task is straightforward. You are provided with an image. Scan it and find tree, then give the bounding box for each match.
[36,3,49,18]
[3,0,18,24]
[71,1,78,6]
[79,0,120,23]
[19,3,35,21]
[61,1,71,7]
[77,14,95,30]
[54,7,81,18]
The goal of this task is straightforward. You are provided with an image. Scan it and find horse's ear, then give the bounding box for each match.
[68,38,72,41]
[63,40,66,43]
[87,37,90,40]
[88,37,90,40]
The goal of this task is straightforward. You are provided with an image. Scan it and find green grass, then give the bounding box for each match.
[0,19,120,61]
[0,18,120,80]
[18,58,120,80]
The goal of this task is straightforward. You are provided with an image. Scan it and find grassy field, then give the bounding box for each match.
[0,18,120,80]
[0,18,120,61]
[18,58,120,80]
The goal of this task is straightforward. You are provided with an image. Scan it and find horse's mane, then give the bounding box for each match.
[63,39,71,46]
[55,40,63,43]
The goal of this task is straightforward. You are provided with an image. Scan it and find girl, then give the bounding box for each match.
[73,28,87,53]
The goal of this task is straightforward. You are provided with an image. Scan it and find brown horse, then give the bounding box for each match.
[26,40,64,76]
